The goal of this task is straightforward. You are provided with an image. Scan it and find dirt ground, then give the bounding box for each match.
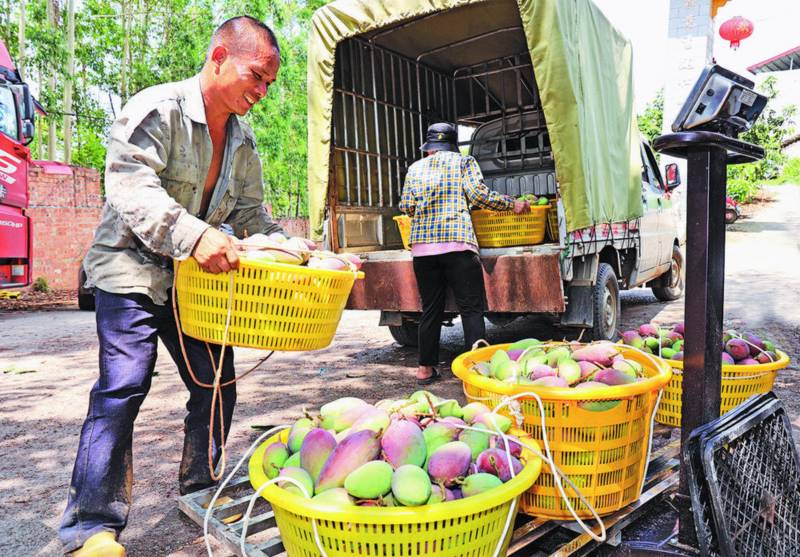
[1,185,798,557]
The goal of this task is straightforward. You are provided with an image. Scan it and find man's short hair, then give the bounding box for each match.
[212,16,281,60]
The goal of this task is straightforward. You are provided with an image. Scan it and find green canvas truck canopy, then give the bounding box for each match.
[307,0,642,239]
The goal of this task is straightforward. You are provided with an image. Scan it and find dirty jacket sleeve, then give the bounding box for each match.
[226,145,285,238]
[461,156,514,211]
[104,105,210,260]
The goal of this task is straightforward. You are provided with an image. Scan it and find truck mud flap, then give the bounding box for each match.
[560,284,593,328]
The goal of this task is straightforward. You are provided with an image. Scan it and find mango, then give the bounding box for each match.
[381,419,426,468]
[722,329,739,344]
[287,418,314,453]
[350,407,390,434]
[475,448,523,481]
[458,424,490,460]
[594,368,636,386]
[639,324,659,337]
[391,465,431,506]
[461,473,503,497]
[575,381,621,412]
[262,442,290,479]
[764,340,776,352]
[381,493,397,507]
[489,350,511,377]
[661,347,677,359]
[743,333,766,357]
[725,338,750,361]
[508,338,542,352]
[311,487,355,507]
[519,351,548,369]
[546,346,572,367]
[427,484,456,504]
[494,360,520,382]
[558,359,582,385]
[737,358,760,366]
[529,375,569,387]
[721,351,735,365]
[571,343,619,366]
[756,351,777,364]
[621,330,641,345]
[528,363,557,380]
[673,322,685,335]
[472,362,492,377]
[284,452,301,468]
[344,460,393,499]
[489,436,522,457]
[300,428,337,483]
[320,397,370,432]
[577,360,601,379]
[473,412,512,433]
[644,337,661,351]
[672,339,684,352]
[278,466,314,498]
[611,359,643,377]
[423,422,458,456]
[436,400,463,418]
[427,441,472,486]
[315,429,381,493]
[672,351,683,361]
[461,402,491,424]
[506,349,525,361]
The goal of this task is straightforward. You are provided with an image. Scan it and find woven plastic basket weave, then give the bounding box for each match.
[249,430,542,556]
[175,257,363,351]
[471,205,549,248]
[654,351,790,427]
[452,342,672,519]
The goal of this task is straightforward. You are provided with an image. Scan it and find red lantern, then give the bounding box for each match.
[719,16,753,50]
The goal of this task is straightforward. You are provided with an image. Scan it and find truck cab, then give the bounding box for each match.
[0,40,36,288]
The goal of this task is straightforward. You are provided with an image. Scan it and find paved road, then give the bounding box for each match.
[0,185,797,556]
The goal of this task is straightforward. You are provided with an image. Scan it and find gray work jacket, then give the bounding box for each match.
[83,75,283,305]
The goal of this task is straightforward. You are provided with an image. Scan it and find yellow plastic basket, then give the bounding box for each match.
[393,215,411,250]
[470,205,549,248]
[249,430,543,556]
[654,351,790,427]
[452,342,672,519]
[546,204,559,242]
[174,257,363,351]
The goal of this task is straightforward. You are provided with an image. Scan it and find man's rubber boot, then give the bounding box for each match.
[71,531,125,557]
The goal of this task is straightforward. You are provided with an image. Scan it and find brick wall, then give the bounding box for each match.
[27,164,103,290]
[25,162,312,291]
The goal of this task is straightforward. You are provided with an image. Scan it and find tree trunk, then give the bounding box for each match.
[46,0,57,160]
[121,0,130,104]
[63,0,75,164]
[17,0,25,80]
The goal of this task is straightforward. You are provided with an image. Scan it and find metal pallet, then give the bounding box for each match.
[179,441,679,557]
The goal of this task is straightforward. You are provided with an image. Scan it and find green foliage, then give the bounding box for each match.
[727,77,796,194]
[726,180,761,203]
[32,276,50,293]
[765,157,800,185]
[8,0,323,216]
[637,90,664,145]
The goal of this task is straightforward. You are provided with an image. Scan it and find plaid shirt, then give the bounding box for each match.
[399,151,513,245]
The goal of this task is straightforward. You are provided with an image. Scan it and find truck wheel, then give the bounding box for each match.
[590,263,619,341]
[652,245,684,302]
[725,208,738,224]
[388,322,419,347]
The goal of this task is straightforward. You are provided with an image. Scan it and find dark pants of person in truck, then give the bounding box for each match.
[412,250,488,365]
[59,288,236,552]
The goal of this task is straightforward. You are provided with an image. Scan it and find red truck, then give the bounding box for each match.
[0,40,37,289]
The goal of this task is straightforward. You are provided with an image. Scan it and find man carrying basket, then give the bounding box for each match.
[60,16,285,556]
[399,123,529,385]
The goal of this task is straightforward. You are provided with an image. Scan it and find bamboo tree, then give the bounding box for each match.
[64,0,75,163]
[46,0,58,160]
[17,1,25,80]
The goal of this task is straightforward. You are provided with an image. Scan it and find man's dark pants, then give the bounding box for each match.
[59,289,236,552]
[412,250,487,365]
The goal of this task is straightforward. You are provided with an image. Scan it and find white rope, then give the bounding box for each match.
[240,476,328,557]
[203,425,289,557]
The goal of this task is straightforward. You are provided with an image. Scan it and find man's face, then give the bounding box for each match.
[216,40,280,116]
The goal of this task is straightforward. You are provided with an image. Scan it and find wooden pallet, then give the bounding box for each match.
[179,441,680,557]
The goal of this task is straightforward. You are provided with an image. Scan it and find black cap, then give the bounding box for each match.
[420,122,459,153]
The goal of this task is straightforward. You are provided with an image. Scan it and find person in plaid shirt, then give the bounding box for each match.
[399,123,529,384]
